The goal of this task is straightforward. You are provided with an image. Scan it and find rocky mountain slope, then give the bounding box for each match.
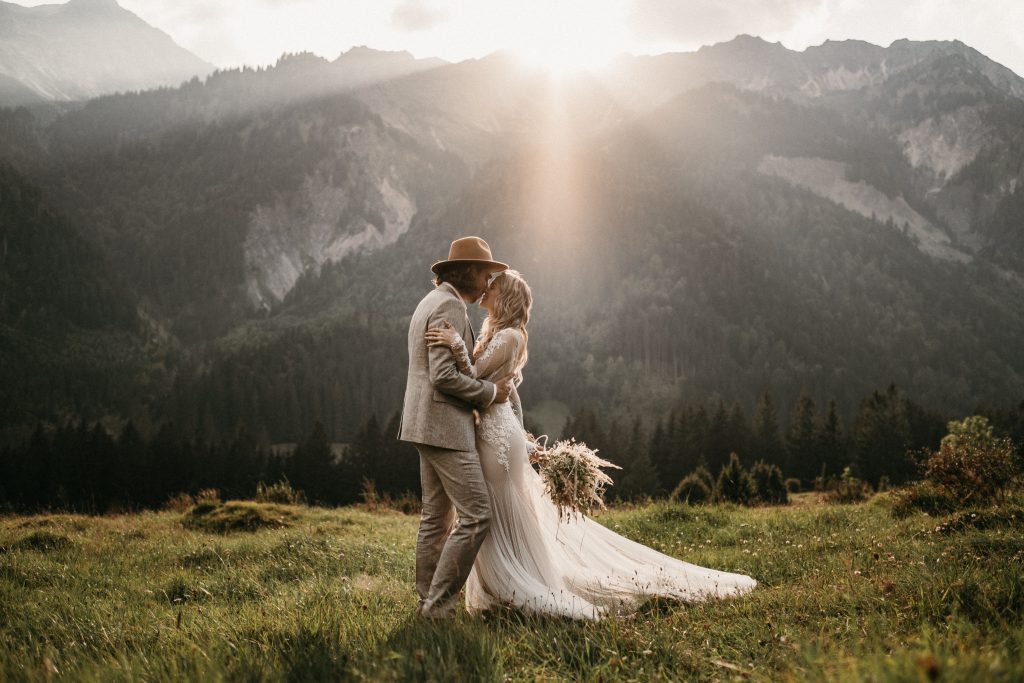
[0,0,214,105]
[2,34,1023,441]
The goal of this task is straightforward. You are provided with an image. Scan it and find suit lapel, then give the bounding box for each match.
[440,282,475,347]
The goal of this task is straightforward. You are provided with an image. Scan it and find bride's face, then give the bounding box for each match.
[480,274,502,314]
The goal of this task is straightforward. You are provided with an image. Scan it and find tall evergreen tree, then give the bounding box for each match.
[381,412,420,496]
[786,392,818,481]
[726,401,752,460]
[706,400,732,474]
[852,384,913,486]
[682,404,709,476]
[290,421,337,505]
[752,392,785,468]
[817,399,848,480]
[617,418,659,499]
[352,414,385,490]
[649,412,680,495]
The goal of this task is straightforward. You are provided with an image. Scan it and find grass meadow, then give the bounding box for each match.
[1,492,1022,681]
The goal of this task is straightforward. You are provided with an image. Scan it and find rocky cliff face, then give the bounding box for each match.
[243,133,418,307]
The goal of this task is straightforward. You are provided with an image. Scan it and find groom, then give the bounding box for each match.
[399,236,514,619]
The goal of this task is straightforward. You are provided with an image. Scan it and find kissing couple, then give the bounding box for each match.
[399,236,756,620]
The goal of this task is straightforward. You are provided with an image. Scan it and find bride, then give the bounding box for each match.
[426,269,757,620]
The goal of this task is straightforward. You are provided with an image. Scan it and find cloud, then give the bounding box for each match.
[628,0,826,46]
[391,0,449,32]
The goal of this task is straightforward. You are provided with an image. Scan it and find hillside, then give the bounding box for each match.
[1,36,1023,443]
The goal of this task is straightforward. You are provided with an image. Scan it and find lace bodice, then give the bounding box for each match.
[448,327,523,382]
[474,328,524,382]
[446,328,525,472]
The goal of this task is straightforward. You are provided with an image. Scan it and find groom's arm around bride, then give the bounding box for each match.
[398,236,512,619]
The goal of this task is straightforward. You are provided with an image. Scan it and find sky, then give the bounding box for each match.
[11,0,1024,77]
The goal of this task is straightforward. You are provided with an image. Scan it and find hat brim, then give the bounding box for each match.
[430,259,509,274]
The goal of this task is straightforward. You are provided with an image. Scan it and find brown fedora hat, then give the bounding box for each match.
[431,236,509,274]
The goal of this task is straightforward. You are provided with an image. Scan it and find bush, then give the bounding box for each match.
[891,480,958,518]
[691,465,715,491]
[826,467,872,504]
[164,492,196,512]
[714,453,756,505]
[784,477,802,493]
[182,501,295,533]
[12,531,74,552]
[750,460,789,505]
[924,416,1018,506]
[360,479,422,515]
[671,472,712,504]
[196,488,221,505]
[255,479,307,505]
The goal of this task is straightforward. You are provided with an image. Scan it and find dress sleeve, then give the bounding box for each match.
[427,298,495,408]
[474,329,523,382]
[449,333,476,378]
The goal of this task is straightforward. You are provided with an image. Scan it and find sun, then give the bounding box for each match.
[512,39,617,76]
[499,0,626,75]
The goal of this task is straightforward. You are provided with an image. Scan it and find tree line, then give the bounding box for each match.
[0,414,417,513]
[3,385,1021,513]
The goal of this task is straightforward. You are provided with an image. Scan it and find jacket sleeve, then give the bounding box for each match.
[427,299,495,408]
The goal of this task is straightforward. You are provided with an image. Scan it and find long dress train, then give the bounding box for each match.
[459,328,757,620]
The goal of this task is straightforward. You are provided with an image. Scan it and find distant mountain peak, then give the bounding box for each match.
[67,0,121,6]
[63,0,125,14]
[339,45,415,60]
[703,34,788,51]
[274,52,329,68]
[0,0,213,104]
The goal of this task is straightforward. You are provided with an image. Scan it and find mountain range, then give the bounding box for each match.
[1,5,1023,445]
[0,0,214,106]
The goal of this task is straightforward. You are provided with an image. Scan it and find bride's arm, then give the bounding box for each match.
[425,321,476,377]
[472,328,522,381]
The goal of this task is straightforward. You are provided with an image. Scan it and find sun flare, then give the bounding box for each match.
[499,0,627,75]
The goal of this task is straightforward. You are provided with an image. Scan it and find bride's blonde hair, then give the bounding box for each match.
[475,269,531,379]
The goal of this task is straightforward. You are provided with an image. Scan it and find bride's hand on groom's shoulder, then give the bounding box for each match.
[425,319,457,348]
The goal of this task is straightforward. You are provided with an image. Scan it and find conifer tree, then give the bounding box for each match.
[786,392,818,481]
[291,421,336,505]
[617,419,660,499]
[853,384,912,486]
[726,401,752,459]
[715,452,756,505]
[649,413,678,495]
[706,400,732,474]
[818,399,848,480]
[752,392,785,467]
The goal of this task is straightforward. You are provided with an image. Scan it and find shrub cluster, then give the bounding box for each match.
[671,466,714,504]
[925,416,1018,505]
[359,479,422,515]
[672,454,788,506]
[825,467,872,504]
[255,479,307,505]
[894,416,1021,517]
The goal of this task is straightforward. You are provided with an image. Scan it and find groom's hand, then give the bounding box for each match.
[493,375,515,404]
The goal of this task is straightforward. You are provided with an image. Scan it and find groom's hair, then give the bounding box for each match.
[433,263,480,293]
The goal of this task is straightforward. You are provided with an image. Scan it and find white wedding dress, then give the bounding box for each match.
[455,327,757,620]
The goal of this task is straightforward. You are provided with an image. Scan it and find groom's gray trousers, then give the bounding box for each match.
[415,443,492,617]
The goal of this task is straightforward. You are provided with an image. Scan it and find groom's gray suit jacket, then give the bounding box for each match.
[399,283,496,452]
